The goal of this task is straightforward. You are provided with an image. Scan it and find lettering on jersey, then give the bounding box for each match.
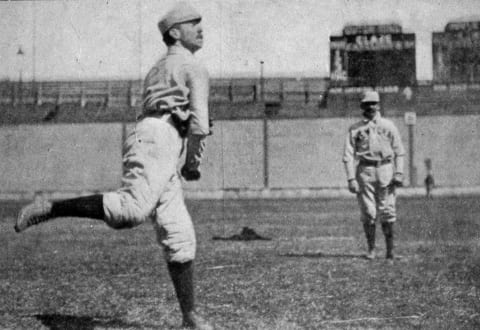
[144,67,160,87]
[354,128,370,151]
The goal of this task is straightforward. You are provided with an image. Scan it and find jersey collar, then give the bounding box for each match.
[363,111,381,124]
[167,44,195,57]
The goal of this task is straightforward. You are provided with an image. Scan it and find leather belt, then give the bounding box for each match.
[359,158,392,167]
[139,109,171,117]
[137,110,172,122]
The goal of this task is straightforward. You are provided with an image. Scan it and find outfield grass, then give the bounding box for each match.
[1,196,479,329]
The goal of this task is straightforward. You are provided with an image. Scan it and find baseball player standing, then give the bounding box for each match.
[15,3,213,329]
[343,91,405,261]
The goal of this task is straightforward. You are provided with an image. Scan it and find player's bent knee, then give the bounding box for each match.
[361,213,376,224]
[160,234,197,263]
[109,209,149,229]
[360,206,376,222]
[166,244,196,263]
[378,210,396,223]
[103,192,152,229]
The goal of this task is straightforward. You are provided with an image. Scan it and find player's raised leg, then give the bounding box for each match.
[15,122,177,234]
[15,194,104,233]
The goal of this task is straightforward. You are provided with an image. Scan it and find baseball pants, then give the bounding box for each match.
[103,116,196,263]
[356,162,397,224]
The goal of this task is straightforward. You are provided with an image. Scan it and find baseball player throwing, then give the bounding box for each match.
[343,91,405,261]
[15,3,213,329]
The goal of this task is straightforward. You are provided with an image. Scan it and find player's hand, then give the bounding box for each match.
[181,166,201,181]
[348,179,359,194]
[392,172,403,187]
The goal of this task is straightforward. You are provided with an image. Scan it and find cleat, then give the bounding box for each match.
[386,253,403,261]
[386,253,394,263]
[386,253,404,264]
[15,201,53,233]
[386,255,395,265]
[365,249,376,260]
[182,311,214,330]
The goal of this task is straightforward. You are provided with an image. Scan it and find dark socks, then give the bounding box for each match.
[382,222,394,258]
[167,261,195,316]
[50,194,105,220]
[363,222,376,251]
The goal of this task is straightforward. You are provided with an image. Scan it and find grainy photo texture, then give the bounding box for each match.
[1,1,479,329]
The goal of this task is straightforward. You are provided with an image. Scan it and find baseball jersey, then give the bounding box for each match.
[143,44,210,136]
[343,112,405,180]
[143,44,210,172]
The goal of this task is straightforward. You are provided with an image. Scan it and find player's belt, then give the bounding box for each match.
[359,158,392,167]
[141,104,189,119]
[141,109,171,117]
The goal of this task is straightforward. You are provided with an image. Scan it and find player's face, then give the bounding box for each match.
[361,102,379,120]
[176,19,203,53]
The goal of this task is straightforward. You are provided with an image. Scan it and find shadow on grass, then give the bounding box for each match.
[34,314,149,330]
[279,252,367,259]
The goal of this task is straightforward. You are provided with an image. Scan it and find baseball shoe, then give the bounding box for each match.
[386,256,395,265]
[365,249,376,260]
[386,253,403,260]
[385,253,405,265]
[386,252,394,264]
[14,200,53,233]
[182,311,214,330]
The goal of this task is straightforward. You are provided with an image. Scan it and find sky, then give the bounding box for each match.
[0,0,479,81]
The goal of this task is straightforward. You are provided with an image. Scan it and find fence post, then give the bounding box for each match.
[404,111,417,186]
[263,109,269,189]
[105,81,110,108]
[80,82,86,108]
[228,82,233,102]
[36,82,42,106]
[408,124,416,186]
[127,80,132,109]
[304,80,310,104]
[279,80,284,102]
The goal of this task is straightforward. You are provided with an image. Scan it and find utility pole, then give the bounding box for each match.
[260,61,265,102]
[15,46,25,106]
[404,111,417,186]
[260,60,268,189]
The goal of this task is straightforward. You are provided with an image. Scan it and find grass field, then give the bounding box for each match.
[1,196,479,329]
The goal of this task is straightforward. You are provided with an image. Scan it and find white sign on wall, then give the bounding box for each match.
[404,111,417,125]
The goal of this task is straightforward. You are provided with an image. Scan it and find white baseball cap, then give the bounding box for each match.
[361,91,380,103]
[158,2,202,35]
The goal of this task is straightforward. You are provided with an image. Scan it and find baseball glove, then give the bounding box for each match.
[181,166,201,181]
[348,179,359,194]
[391,172,404,187]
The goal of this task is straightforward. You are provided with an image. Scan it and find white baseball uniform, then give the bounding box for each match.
[103,44,209,262]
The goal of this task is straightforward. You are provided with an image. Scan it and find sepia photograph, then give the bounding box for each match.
[1,0,479,329]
